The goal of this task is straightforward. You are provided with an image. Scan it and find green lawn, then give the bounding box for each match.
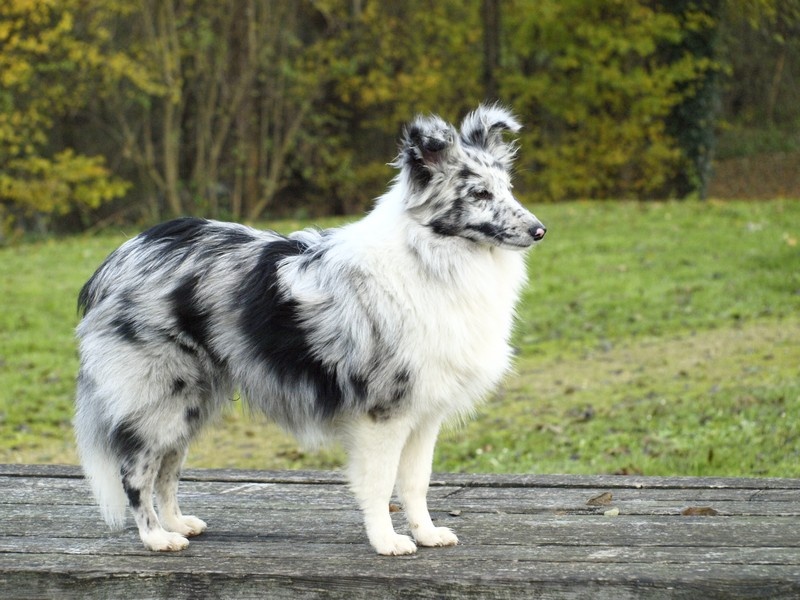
[1,200,798,476]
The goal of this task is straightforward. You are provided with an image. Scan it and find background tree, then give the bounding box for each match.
[483,0,502,101]
[658,0,723,199]
[500,0,720,201]
[1,0,797,236]
[720,0,800,130]
[0,0,130,237]
[91,0,338,221]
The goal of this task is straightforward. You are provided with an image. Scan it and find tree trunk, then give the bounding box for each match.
[766,45,786,126]
[482,0,501,102]
[156,0,183,216]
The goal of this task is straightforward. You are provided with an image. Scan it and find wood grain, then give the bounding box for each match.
[1,465,798,599]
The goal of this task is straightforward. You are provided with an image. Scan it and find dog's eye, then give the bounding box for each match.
[473,189,493,201]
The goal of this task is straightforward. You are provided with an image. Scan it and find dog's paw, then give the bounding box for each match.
[141,529,190,552]
[180,515,207,537]
[371,532,418,556]
[413,526,459,548]
[163,515,207,537]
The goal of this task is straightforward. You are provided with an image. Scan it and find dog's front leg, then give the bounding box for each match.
[396,419,459,548]
[344,417,417,555]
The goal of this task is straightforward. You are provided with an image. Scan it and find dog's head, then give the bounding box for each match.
[396,104,545,250]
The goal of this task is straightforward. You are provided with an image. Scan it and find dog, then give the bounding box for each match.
[74,104,546,555]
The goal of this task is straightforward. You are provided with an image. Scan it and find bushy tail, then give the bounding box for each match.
[74,375,128,531]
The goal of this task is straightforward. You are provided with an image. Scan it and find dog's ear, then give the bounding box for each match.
[459,104,521,169]
[396,114,455,190]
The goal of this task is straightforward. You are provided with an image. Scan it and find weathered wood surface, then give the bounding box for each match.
[1,464,798,599]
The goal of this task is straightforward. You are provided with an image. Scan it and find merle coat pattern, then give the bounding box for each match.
[74,104,546,555]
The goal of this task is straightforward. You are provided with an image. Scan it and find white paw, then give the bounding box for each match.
[371,532,418,556]
[413,526,459,548]
[141,529,190,552]
[180,515,207,537]
[163,515,207,537]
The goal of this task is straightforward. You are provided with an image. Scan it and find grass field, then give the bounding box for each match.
[1,199,798,476]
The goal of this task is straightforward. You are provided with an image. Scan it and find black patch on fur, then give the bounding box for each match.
[369,369,411,420]
[409,163,432,189]
[390,369,411,403]
[172,378,187,395]
[403,124,445,189]
[80,219,214,317]
[465,222,506,241]
[77,276,99,316]
[185,406,201,423]
[368,405,392,422]
[109,421,146,467]
[239,238,344,418]
[199,226,258,260]
[78,257,114,316]
[458,166,477,182]
[462,121,508,150]
[113,421,151,511]
[460,165,476,179]
[170,274,218,363]
[122,478,141,510]
[111,316,141,344]
[427,198,465,237]
[428,218,459,237]
[464,127,487,149]
[404,154,433,189]
[217,227,257,247]
[139,217,210,252]
[350,373,369,401]
[422,136,447,153]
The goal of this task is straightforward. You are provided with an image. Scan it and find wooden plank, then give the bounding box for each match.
[2,463,799,489]
[3,504,798,550]
[2,551,799,599]
[3,475,798,518]
[1,465,799,599]
[3,535,800,565]
[0,473,796,525]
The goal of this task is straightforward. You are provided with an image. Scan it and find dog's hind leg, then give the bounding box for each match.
[155,446,207,537]
[344,416,417,555]
[120,454,189,551]
[113,423,189,552]
[396,419,458,548]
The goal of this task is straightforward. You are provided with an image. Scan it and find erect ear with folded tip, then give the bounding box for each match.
[397,114,455,190]
[459,104,521,168]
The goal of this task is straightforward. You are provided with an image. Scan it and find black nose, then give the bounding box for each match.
[531,224,547,241]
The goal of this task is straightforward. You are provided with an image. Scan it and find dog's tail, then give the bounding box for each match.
[74,372,128,531]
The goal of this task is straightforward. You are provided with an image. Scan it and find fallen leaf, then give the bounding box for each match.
[681,506,719,516]
[587,491,614,506]
[603,507,620,517]
[389,503,402,513]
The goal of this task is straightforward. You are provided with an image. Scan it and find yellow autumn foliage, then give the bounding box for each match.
[0,0,136,235]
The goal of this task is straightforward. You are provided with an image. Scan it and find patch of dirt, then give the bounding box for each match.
[708,152,800,199]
